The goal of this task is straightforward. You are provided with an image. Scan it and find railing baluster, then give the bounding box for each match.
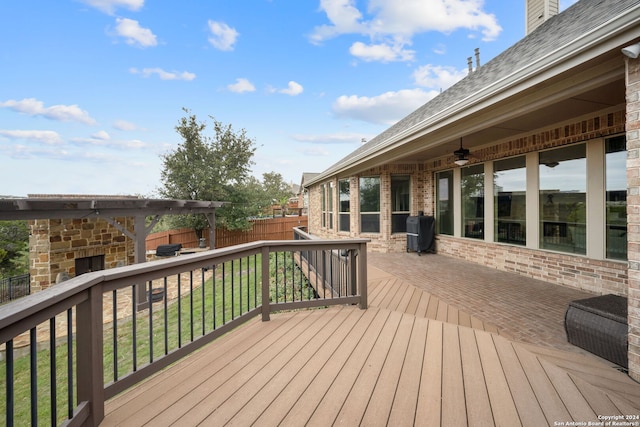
[212,265,217,329]
[201,267,206,336]
[132,286,137,371]
[6,339,14,427]
[177,274,182,348]
[50,317,57,425]
[30,327,37,426]
[231,259,235,319]
[254,255,257,308]
[222,262,226,324]
[148,281,153,364]
[113,289,118,381]
[239,257,243,315]
[189,271,194,342]
[164,277,168,355]
[67,308,74,420]
[245,257,250,311]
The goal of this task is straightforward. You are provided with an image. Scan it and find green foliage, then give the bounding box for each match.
[159,109,257,232]
[0,220,29,278]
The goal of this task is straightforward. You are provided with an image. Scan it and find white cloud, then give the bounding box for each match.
[278,81,304,96]
[80,0,144,15]
[227,78,255,93]
[0,130,63,145]
[349,41,414,62]
[309,0,365,44]
[311,0,502,62]
[301,146,331,157]
[129,67,196,80]
[113,119,137,131]
[91,130,111,140]
[115,18,157,47]
[412,64,467,90]
[332,88,437,125]
[71,134,152,149]
[0,98,96,125]
[208,20,239,51]
[291,132,370,145]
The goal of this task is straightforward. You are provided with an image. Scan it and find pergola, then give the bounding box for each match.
[0,196,226,264]
[0,196,226,306]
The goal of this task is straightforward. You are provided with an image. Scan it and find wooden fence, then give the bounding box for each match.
[145,216,308,251]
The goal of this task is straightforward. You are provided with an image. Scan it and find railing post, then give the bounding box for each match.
[76,284,105,426]
[261,246,271,321]
[358,242,368,309]
[349,250,357,296]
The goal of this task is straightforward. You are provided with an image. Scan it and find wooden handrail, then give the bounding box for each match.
[0,237,369,427]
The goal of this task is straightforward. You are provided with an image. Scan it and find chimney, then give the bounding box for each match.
[475,48,480,69]
[525,0,559,35]
[467,57,473,74]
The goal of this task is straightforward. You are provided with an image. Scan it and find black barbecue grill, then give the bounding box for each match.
[155,243,182,257]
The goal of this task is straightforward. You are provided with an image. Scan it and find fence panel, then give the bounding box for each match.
[146,216,308,251]
[0,274,30,304]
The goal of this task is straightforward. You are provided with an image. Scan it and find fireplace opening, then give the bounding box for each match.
[75,254,105,276]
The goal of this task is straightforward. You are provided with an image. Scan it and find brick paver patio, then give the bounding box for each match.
[368,252,600,355]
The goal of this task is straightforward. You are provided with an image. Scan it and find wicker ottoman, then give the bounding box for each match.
[564,294,628,368]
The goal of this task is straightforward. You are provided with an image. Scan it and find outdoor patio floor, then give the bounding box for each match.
[101,253,640,426]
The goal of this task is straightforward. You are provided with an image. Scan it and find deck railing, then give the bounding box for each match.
[0,236,368,427]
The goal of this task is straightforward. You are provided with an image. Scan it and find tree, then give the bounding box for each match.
[262,172,294,216]
[0,220,29,278]
[159,109,257,232]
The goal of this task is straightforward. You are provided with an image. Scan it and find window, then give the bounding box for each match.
[494,156,526,245]
[328,182,334,229]
[339,179,350,232]
[461,164,485,239]
[360,176,380,233]
[605,136,627,260]
[436,170,453,235]
[321,184,326,228]
[391,175,410,233]
[539,144,586,254]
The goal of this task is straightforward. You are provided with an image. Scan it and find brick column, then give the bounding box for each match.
[626,54,640,381]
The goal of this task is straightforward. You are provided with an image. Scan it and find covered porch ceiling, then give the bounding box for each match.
[336,46,630,178]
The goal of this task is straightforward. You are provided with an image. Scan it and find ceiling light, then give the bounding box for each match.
[453,139,470,166]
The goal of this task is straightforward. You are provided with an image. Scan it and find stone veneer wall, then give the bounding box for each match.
[29,217,135,292]
[625,54,640,382]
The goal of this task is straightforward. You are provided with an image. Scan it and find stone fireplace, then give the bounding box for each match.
[29,216,135,292]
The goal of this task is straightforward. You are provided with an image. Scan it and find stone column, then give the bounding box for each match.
[625,53,640,381]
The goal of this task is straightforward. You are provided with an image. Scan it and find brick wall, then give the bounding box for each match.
[435,235,627,295]
[29,217,135,291]
[626,54,640,382]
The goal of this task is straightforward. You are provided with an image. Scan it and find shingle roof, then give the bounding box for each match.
[314,0,640,182]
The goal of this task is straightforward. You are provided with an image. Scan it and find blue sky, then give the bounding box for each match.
[0,0,577,198]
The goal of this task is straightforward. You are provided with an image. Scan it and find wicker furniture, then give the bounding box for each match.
[564,294,628,368]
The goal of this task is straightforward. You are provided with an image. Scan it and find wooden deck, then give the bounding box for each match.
[102,271,640,426]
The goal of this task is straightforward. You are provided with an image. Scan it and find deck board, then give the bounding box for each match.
[360,314,415,425]
[475,330,522,426]
[387,317,428,426]
[414,320,443,427]
[492,335,547,427]
[458,326,494,426]
[102,266,640,426]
